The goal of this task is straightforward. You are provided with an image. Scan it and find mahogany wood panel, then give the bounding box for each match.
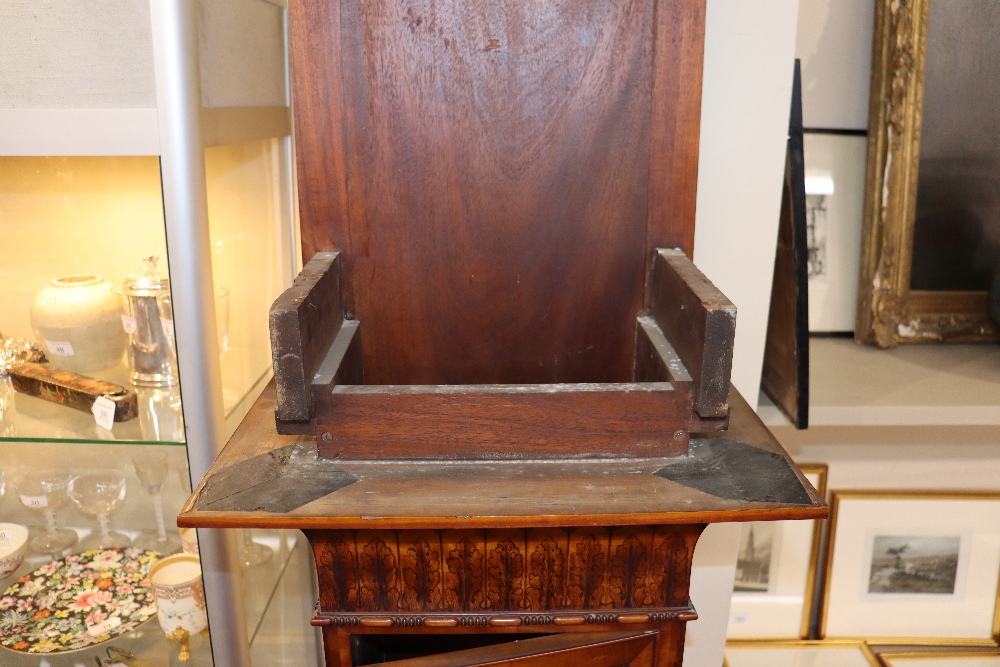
[288,0,350,280]
[650,249,736,419]
[645,0,707,267]
[337,0,656,386]
[306,524,702,622]
[270,251,344,421]
[373,631,657,666]
[316,383,690,460]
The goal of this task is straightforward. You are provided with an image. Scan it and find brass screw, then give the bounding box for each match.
[320,432,333,443]
[673,430,685,441]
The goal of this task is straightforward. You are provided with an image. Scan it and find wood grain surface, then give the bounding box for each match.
[178,384,826,531]
[289,0,708,390]
[270,251,344,421]
[307,524,701,617]
[316,383,690,460]
[339,0,653,386]
[645,0,706,269]
[288,0,350,280]
[650,250,736,419]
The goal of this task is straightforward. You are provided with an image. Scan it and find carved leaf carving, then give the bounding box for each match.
[401,538,441,611]
[566,534,606,609]
[486,538,524,611]
[318,538,358,611]
[649,533,688,606]
[357,536,398,611]
[610,534,648,608]
[528,537,565,610]
[445,538,484,611]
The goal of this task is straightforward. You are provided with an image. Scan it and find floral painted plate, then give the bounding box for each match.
[0,548,159,654]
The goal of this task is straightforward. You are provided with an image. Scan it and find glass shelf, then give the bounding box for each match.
[1,363,184,445]
[0,137,298,663]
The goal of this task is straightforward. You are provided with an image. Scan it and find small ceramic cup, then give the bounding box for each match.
[179,527,199,556]
[148,553,208,635]
[0,523,29,580]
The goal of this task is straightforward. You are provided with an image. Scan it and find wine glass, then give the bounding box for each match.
[68,472,131,550]
[16,470,79,554]
[239,529,272,568]
[132,451,181,554]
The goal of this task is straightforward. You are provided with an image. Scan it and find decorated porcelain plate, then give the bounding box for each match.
[0,548,159,654]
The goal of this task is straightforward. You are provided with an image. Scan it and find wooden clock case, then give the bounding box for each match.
[179,1,827,665]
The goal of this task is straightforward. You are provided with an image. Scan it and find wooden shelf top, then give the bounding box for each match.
[760,338,1000,427]
[178,383,825,531]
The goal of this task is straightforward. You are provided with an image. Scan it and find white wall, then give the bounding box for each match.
[686,1,801,665]
[795,0,874,130]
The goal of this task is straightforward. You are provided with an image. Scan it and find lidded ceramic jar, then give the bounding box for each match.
[29,275,127,373]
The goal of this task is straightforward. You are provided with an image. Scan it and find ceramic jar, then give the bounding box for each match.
[0,523,29,581]
[179,528,199,556]
[29,275,126,373]
[148,553,208,635]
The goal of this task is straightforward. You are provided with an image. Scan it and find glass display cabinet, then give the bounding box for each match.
[0,1,319,665]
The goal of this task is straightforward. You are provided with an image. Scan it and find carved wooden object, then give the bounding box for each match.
[179,0,830,664]
[308,525,702,624]
[179,383,827,666]
[270,246,733,459]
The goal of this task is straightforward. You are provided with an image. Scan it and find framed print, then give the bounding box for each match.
[879,649,1000,666]
[804,132,866,333]
[728,465,827,638]
[856,0,1000,347]
[820,491,1000,643]
[725,640,879,667]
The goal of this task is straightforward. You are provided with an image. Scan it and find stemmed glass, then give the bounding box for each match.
[68,472,131,550]
[238,530,272,568]
[132,451,181,554]
[16,470,78,554]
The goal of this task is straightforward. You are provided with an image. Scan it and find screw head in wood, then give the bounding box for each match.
[673,430,685,441]
[321,432,333,442]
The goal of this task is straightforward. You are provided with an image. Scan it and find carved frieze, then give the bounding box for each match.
[306,525,702,627]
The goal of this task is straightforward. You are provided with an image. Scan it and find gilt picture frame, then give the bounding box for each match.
[820,491,1000,644]
[728,464,827,639]
[856,0,1000,346]
[724,640,880,667]
[878,649,1000,666]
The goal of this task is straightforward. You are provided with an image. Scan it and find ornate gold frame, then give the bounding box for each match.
[724,640,880,667]
[820,490,1000,645]
[855,0,998,347]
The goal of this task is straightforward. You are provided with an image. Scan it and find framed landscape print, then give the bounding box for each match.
[728,465,827,638]
[879,649,1000,666]
[725,640,879,667]
[820,491,1000,643]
